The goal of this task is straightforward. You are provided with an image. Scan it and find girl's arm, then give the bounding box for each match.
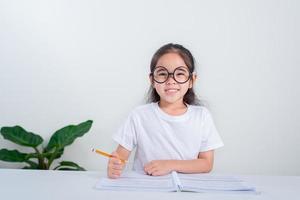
[144,150,214,176]
[115,145,131,161]
[107,145,131,178]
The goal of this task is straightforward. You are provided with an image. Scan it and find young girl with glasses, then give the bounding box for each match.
[107,43,224,178]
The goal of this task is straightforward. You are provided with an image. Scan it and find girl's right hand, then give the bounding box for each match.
[107,151,125,179]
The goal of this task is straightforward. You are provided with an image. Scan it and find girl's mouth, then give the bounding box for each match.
[165,88,179,94]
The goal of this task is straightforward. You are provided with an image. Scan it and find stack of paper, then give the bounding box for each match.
[95,171,256,194]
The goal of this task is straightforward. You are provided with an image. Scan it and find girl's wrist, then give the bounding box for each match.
[169,160,180,172]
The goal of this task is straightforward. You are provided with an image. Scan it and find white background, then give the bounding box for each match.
[0,0,299,175]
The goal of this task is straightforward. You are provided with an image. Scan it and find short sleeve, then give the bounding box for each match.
[112,112,137,151]
[199,108,224,152]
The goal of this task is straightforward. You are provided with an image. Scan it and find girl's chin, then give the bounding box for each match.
[160,97,183,104]
[164,90,179,95]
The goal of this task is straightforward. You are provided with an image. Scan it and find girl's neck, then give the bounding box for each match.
[158,100,187,116]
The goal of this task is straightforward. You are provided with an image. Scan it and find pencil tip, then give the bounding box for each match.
[91,148,95,152]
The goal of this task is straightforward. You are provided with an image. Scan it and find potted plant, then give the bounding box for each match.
[0,120,92,170]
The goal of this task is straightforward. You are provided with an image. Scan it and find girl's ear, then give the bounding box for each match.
[149,74,155,88]
[189,73,197,88]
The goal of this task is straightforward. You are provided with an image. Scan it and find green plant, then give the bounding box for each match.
[0,120,92,170]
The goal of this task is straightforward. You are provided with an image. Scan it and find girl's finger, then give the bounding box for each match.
[112,163,123,170]
[111,151,119,158]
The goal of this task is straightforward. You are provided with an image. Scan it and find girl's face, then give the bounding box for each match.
[150,52,196,106]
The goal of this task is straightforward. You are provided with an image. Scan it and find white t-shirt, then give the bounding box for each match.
[113,102,224,171]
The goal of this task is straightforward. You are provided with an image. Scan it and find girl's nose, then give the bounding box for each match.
[166,74,176,84]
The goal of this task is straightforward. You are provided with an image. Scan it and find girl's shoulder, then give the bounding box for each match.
[131,103,211,115]
[128,103,156,117]
[128,103,214,121]
[188,104,210,113]
[188,104,214,120]
[132,103,155,112]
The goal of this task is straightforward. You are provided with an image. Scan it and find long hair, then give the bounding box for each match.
[147,43,201,105]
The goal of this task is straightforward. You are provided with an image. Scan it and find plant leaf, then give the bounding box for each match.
[46,120,92,151]
[0,126,43,148]
[60,161,85,171]
[0,149,28,162]
[24,160,39,169]
[25,153,39,159]
[44,148,64,160]
[54,161,86,171]
[56,167,83,171]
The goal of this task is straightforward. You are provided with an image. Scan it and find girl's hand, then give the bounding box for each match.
[144,160,173,176]
[107,151,126,179]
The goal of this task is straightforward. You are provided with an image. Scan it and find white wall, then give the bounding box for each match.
[0,0,299,175]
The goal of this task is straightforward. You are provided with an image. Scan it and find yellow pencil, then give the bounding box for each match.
[91,148,127,163]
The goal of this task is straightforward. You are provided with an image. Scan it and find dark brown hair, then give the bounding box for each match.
[147,43,201,105]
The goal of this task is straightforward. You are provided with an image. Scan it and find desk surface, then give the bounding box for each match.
[0,169,299,200]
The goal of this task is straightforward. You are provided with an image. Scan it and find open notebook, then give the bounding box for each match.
[95,171,256,193]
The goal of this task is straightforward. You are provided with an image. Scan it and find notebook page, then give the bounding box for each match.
[171,171,182,191]
[177,173,242,181]
[95,171,176,192]
[177,173,256,193]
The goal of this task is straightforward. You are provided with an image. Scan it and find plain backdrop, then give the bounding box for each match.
[0,0,299,175]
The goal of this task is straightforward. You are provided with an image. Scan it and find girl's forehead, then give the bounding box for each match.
[156,53,187,70]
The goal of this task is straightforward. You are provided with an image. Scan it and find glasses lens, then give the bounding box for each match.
[153,67,168,83]
[174,67,190,83]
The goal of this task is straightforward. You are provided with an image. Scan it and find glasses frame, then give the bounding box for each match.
[150,66,192,84]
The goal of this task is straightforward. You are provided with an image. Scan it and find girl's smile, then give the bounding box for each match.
[164,88,180,97]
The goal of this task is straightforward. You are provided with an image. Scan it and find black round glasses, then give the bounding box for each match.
[150,66,192,84]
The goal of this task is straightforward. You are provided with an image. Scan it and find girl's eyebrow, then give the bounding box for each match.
[156,66,188,70]
[177,67,188,71]
[155,68,166,73]
[171,66,189,72]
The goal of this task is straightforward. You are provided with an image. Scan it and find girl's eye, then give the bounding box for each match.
[175,71,189,77]
[158,72,168,76]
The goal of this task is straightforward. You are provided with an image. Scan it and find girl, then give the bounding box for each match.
[107,43,223,178]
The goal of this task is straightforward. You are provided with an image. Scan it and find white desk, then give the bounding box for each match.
[0,169,299,200]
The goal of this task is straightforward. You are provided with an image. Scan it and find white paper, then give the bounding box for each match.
[95,171,256,193]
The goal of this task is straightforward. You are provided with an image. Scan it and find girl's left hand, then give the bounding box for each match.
[144,160,173,176]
